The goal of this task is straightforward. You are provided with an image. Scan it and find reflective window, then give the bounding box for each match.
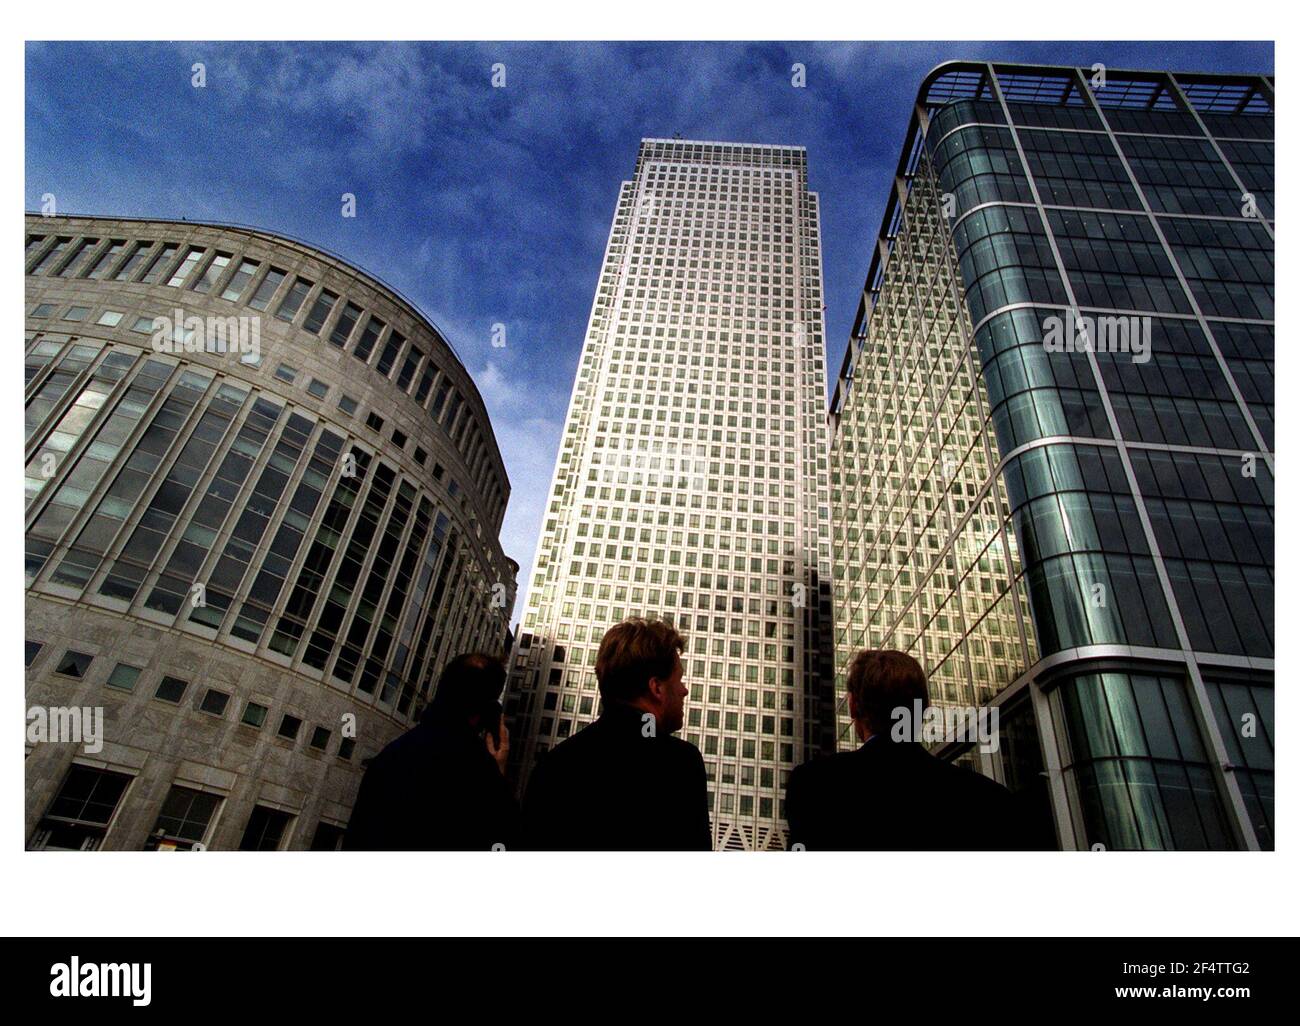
[247,267,286,311]
[166,246,206,287]
[190,251,232,293]
[274,276,313,322]
[220,259,260,302]
[301,289,338,334]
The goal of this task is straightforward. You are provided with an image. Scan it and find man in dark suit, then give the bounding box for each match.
[522,618,711,850]
[343,653,519,850]
[786,649,1027,850]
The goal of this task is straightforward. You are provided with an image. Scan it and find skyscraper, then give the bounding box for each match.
[505,139,834,851]
[829,63,1273,850]
[25,214,516,849]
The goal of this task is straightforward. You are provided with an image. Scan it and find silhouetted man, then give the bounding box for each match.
[522,618,711,850]
[344,653,518,850]
[785,650,1027,850]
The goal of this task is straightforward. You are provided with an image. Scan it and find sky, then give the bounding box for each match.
[26,40,1274,618]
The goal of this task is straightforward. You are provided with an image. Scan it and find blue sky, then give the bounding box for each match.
[26,41,1273,610]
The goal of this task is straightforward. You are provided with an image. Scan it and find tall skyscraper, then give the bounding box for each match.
[829,63,1273,850]
[506,139,834,850]
[25,214,516,849]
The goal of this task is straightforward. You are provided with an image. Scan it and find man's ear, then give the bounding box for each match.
[646,676,667,704]
[847,692,859,721]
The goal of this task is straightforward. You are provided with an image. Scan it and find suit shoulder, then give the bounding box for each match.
[530,722,600,774]
[942,760,1014,801]
[970,768,1015,801]
[531,734,578,772]
[791,750,857,782]
[663,735,706,772]
[363,730,415,772]
[665,734,704,759]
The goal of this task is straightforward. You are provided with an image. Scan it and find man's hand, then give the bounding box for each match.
[485,715,510,776]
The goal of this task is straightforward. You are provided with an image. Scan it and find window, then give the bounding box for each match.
[25,641,43,667]
[274,277,313,322]
[191,252,232,294]
[30,236,72,274]
[391,429,407,449]
[96,310,124,327]
[82,240,126,280]
[352,316,384,362]
[30,765,132,850]
[113,240,154,281]
[166,246,206,287]
[61,306,90,322]
[147,786,222,850]
[329,302,362,347]
[309,726,331,750]
[366,412,384,432]
[274,363,297,384]
[277,714,302,741]
[138,243,180,284]
[429,382,449,420]
[54,650,93,679]
[338,395,358,415]
[131,315,156,334]
[105,663,142,692]
[396,346,423,390]
[309,821,346,851]
[414,364,436,404]
[154,675,188,703]
[338,737,355,761]
[247,267,286,311]
[238,805,293,851]
[220,260,260,302]
[56,238,97,277]
[241,701,268,728]
[302,290,339,334]
[306,378,329,399]
[414,447,427,466]
[199,689,230,716]
[30,303,55,318]
[375,330,406,376]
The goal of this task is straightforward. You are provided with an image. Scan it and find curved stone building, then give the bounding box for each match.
[24,214,516,850]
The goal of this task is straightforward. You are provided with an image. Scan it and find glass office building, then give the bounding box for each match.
[505,139,835,850]
[25,214,516,849]
[829,64,1273,850]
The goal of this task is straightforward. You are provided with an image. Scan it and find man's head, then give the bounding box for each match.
[595,618,687,733]
[424,653,506,731]
[845,649,929,742]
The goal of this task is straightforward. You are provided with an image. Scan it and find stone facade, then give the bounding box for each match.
[25,215,517,849]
